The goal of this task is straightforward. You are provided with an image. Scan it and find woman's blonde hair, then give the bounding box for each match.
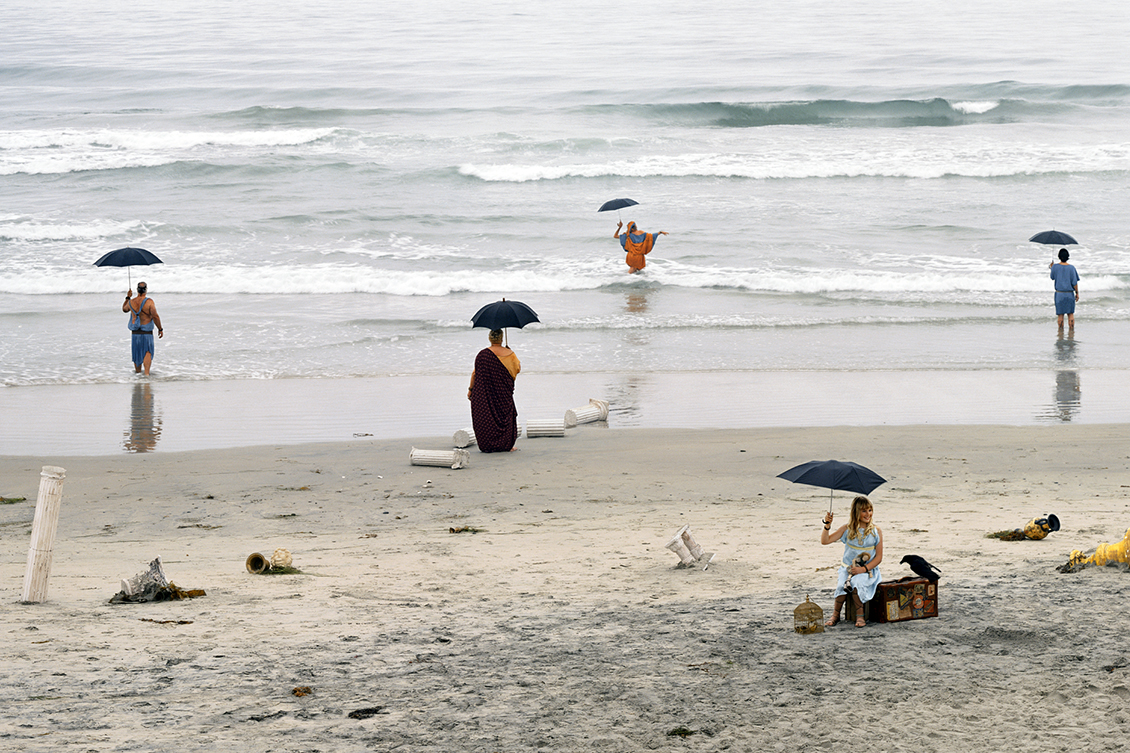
[488,329,504,344]
[847,495,875,540]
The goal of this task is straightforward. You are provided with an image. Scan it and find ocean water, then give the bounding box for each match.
[2,0,1129,449]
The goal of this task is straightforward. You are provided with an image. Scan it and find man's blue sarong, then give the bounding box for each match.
[131,330,154,366]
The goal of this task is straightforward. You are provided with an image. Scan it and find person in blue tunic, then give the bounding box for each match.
[1049,248,1080,330]
[821,495,883,628]
[122,282,164,376]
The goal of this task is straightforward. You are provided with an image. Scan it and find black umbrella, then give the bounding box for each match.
[93,247,163,288]
[471,299,539,331]
[778,460,887,512]
[1029,230,1078,246]
[598,198,639,213]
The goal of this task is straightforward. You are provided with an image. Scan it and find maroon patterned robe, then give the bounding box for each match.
[470,348,518,452]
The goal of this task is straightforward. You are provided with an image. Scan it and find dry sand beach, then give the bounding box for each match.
[2,424,1129,752]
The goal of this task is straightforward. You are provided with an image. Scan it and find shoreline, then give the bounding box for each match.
[2,425,1129,751]
[2,367,1126,456]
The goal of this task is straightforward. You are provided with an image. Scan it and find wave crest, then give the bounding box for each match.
[3,261,1125,298]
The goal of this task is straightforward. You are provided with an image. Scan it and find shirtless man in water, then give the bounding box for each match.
[122,281,164,375]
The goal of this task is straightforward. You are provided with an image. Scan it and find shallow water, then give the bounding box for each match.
[2,0,1127,441]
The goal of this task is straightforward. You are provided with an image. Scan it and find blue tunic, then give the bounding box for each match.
[618,231,653,249]
[1050,264,1079,315]
[833,527,881,602]
[128,295,155,366]
[131,331,155,366]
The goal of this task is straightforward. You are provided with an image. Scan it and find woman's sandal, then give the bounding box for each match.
[855,613,867,628]
[824,615,840,627]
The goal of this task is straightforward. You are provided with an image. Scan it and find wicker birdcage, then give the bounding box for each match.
[794,595,824,634]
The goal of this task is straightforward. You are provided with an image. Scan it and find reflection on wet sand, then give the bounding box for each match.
[622,290,651,348]
[606,375,646,425]
[610,290,653,423]
[625,291,649,314]
[124,381,162,452]
[1043,331,1080,422]
[1051,371,1081,421]
[1054,330,1078,366]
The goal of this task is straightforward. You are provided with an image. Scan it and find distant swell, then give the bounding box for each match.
[197,83,1130,127]
[705,98,1013,127]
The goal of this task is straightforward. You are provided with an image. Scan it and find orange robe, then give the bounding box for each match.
[619,221,657,271]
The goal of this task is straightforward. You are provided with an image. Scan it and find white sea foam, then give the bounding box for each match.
[952,101,1001,114]
[3,259,1124,298]
[0,217,146,242]
[459,141,1130,182]
[0,128,336,175]
[0,128,335,151]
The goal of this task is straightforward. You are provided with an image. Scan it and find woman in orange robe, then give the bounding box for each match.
[615,220,668,273]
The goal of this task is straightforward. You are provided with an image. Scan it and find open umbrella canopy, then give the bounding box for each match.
[597,198,639,213]
[93,247,163,268]
[93,247,163,288]
[471,299,539,330]
[778,460,887,510]
[1029,230,1078,246]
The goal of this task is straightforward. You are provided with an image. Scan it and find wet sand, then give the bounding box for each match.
[2,425,1129,751]
[3,368,1128,455]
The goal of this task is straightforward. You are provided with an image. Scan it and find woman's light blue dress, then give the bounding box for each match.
[1050,264,1079,315]
[833,527,881,602]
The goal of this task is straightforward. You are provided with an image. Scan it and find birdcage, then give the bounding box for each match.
[794,595,824,634]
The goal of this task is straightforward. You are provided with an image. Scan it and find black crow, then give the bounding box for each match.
[901,554,941,581]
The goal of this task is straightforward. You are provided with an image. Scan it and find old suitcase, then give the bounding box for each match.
[871,576,938,623]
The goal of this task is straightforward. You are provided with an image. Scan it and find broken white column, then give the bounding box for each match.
[665,525,697,566]
[410,447,470,469]
[526,419,566,438]
[681,527,706,560]
[564,398,610,428]
[21,466,66,603]
[453,427,476,448]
